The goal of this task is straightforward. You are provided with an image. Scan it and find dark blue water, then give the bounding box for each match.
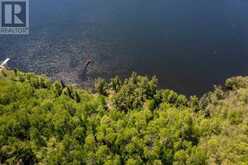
[1,0,248,95]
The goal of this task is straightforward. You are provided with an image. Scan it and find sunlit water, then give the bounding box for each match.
[1,0,248,95]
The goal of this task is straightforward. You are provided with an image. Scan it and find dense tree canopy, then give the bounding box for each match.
[0,69,248,164]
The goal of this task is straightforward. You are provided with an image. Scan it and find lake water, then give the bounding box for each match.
[1,0,248,95]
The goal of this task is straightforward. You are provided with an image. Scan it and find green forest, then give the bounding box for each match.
[1,69,248,165]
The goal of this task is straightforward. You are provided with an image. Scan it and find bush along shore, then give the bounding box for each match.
[1,69,248,164]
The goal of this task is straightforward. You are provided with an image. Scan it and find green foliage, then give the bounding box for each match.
[99,73,158,112]
[1,70,248,164]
